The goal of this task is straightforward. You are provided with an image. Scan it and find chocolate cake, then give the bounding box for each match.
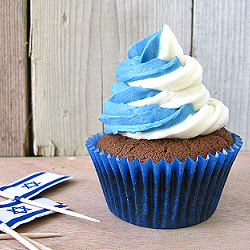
[96,128,234,164]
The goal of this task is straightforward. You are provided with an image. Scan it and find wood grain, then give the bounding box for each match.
[0,153,249,249]
[0,0,29,156]
[193,0,250,151]
[31,0,193,156]
[2,1,249,157]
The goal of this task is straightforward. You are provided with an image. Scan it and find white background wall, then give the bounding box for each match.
[30,0,249,156]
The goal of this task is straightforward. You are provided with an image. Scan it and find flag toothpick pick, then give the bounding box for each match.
[0,172,100,223]
[0,172,99,249]
[0,191,100,223]
[22,197,100,222]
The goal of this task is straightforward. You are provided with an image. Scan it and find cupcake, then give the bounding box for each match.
[86,25,242,229]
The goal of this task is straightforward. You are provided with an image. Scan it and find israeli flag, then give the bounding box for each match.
[0,172,72,199]
[0,196,67,229]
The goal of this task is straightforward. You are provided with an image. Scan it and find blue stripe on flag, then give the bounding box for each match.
[20,176,71,199]
[6,203,66,228]
[0,195,55,208]
[0,172,45,191]
[0,200,20,208]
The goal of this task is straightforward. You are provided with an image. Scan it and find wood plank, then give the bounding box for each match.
[193,0,250,151]
[0,1,29,156]
[0,153,249,249]
[31,0,193,156]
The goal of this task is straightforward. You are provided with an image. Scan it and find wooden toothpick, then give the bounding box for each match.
[0,191,100,223]
[0,232,61,240]
[22,235,54,250]
[0,221,39,250]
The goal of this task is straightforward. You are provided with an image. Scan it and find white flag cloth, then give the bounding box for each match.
[0,172,72,199]
[0,196,67,229]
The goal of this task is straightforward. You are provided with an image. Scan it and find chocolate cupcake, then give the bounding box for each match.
[86,25,242,228]
[96,128,234,164]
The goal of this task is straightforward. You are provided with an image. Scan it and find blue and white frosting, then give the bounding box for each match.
[99,25,229,139]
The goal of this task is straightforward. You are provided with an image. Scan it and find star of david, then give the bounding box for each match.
[21,181,41,189]
[7,206,32,215]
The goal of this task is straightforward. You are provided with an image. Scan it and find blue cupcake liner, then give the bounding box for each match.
[86,132,242,229]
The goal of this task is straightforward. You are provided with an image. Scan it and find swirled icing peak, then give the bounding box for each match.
[99,25,229,139]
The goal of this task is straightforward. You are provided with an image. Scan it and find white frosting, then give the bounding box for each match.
[123,25,229,139]
[158,24,185,64]
[123,99,229,139]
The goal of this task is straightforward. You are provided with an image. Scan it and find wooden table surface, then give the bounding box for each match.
[0,153,249,250]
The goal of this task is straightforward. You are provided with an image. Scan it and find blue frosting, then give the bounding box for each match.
[98,29,197,135]
[116,56,182,83]
[127,31,161,61]
[109,82,160,104]
[99,103,195,134]
[116,30,182,83]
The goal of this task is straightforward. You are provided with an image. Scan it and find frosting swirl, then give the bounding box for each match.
[99,25,229,139]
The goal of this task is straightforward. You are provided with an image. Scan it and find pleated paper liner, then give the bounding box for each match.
[86,132,242,229]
